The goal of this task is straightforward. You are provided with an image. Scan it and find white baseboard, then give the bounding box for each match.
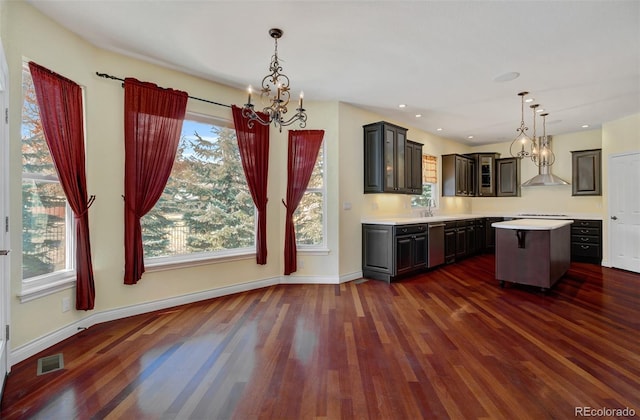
[280,271,363,285]
[340,271,363,283]
[9,276,280,367]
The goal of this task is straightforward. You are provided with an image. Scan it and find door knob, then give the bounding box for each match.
[611,216,618,220]
[0,250,9,256]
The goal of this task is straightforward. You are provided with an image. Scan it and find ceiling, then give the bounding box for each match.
[28,0,640,145]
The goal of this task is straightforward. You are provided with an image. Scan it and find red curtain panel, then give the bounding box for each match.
[123,78,187,284]
[283,130,325,275]
[28,62,96,310]
[231,105,270,264]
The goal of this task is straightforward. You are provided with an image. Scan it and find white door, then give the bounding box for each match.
[0,39,9,390]
[609,152,640,273]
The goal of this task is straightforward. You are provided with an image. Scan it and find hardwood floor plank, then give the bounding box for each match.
[2,255,639,419]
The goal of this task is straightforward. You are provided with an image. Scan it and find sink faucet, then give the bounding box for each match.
[423,199,434,217]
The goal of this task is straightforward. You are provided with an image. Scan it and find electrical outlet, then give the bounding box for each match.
[62,297,71,313]
[298,259,304,269]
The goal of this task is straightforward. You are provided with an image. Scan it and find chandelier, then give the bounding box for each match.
[242,28,307,132]
[509,91,535,159]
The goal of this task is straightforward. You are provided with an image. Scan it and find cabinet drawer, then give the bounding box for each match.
[571,227,600,236]
[572,235,599,244]
[394,224,427,235]
[573,219,601,229]
[572,243,601,258]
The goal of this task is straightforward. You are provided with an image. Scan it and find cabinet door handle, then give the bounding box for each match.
[580,237,589,242]
[611,216,618,220]
[580,229,589,234]
[581,245,590,249]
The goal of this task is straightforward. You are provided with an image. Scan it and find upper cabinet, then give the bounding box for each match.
[571,149,602,196]
[442,154,474,196]
[469,153,500,197]
[496,157,521,197]
[405,140,423,195]
[364,122,422,194]
[443,153,519,197]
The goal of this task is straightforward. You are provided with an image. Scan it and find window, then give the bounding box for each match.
[294,142,325,249]
[412,154,438,208]
[21,63,75,285]
[142,113,255,262]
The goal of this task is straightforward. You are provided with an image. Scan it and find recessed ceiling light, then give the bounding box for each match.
[436,128,443,131]
[525,98,534,103]
[536,108,544,113]
[398,104,406,108]
[493,71,520,82]
[415,114,422,118]
[582,124,590,128]
[467,135,474,139]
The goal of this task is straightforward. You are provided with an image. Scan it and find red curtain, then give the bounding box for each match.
[283,130,325,275]
[231,106,270,264]
[123,78,188,284]
[28,62,95,310]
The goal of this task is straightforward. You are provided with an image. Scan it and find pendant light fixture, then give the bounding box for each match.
[536,112,556,167]
[242,28,307,132]
[509,91,535,159]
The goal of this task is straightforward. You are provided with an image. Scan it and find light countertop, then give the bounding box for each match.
[491,219,574,230]
[361,212,602,226]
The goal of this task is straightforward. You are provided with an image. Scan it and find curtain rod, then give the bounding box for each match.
[95,72,231,109]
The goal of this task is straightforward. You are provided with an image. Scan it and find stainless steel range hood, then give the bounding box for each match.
[522,165,570,187]
[522,135,570,187]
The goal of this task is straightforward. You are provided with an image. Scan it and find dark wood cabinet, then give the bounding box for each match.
[364,121,408,194]
[496,157,521,197]
[456,223,467,259]
[474,218,486,252]
[485,217,503,251]
[470,153,500,196]
[442,154,474,196]
[571,219,602,264]
[405,140,423,195]
[571,149,601,196]
[444,222,457,264]
[362,223,427,282]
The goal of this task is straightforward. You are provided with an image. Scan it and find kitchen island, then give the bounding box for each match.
[492,219,573,291]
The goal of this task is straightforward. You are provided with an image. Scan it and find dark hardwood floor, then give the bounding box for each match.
[2,254,639,419]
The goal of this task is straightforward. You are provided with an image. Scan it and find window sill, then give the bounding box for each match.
[144,248,257,273]
[297,247,331,256]
[18,272,76,303]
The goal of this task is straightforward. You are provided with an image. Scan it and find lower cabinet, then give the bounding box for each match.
[444,222,457,264]
[571,219,602,264]
[362,224,427,282]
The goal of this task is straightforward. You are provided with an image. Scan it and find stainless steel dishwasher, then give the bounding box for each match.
[428,223,445,268]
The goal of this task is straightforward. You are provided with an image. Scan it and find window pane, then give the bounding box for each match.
[306,147,324,189]
[22,65,57,177]
[22,180,67,278]
[411,183,437,208]
[142,118,255,258]
[294,191,323,246]
[21,63,72,280]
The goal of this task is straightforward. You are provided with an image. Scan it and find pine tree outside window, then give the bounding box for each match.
[21,63,76,291]
[294,142,325,249]
[142,112,256,264]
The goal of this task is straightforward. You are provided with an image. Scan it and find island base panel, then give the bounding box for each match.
[495,225,571,290]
